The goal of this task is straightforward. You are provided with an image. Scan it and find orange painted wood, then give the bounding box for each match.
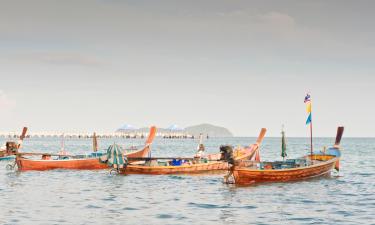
[232,156,339,185]
[120,147,257,175]
[16,145,151,171]
[123,161,229,175]
[16,157,109,171]
[119,128,267,175]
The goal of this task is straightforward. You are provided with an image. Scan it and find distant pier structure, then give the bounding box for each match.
[0,124,222,140]
[0,131,195,139]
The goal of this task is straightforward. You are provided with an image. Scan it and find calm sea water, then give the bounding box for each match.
[0,137,374,225]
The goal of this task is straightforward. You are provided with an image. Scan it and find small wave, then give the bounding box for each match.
[122,207,139,211]
[156,214,174,219]
[188,202,230,209]
[86,204,101,209]
[168,175,186,180]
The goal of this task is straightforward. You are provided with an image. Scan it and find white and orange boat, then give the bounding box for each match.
[15,126,157,171]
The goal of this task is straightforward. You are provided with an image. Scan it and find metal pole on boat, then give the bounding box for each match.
[93,132,98,152]
[281,125,287,161]
[310,121,313,158]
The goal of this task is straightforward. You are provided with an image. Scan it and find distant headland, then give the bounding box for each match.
[117,123,233,138]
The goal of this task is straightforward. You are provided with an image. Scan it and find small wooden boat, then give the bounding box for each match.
[119,128,266,175]
[231,127,344,185]
[15,126,157,171]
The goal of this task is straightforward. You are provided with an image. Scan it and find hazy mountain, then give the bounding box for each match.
[117,123,233,137]
[184,124,233,137]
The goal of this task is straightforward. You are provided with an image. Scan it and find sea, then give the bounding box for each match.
[0,137,374,225]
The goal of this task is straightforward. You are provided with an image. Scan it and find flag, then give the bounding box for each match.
[304,93,312,125]
[306,102,312,113]
[306,113,312,125]
[304,94,311,103]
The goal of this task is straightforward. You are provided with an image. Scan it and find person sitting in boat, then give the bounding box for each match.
[194,144,205,158]
[58,148,70,159]
[221,145,235,183]
[0,143,6,151]
[5,141,18,154]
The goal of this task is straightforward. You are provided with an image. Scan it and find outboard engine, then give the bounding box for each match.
[220,145,234,165]
[221,145,235,184]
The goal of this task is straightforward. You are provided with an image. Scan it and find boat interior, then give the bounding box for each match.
[238,154,336,170]
[132,158,211,167]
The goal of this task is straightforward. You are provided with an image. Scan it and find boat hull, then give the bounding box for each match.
[16,146,150,171]
[16,126,156,171]
[16,157,108,171]
[120,145,258,175]
[232,157,339,185]
[122,161,229,175]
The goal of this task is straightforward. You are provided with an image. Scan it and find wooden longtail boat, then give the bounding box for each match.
[231,127,344,185]
[15,126,157,171]
[119,128,266,175]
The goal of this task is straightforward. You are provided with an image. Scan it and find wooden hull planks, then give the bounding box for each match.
[122,161,229,175]
[232,157,338,185]
[16,145,151,171]
[16,157,108,171]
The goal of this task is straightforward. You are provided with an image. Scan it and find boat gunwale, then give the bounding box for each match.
[16,156,102,162]
[125,160,226,170]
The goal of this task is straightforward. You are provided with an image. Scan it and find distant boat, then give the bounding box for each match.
[231,127,344,185]
[119,128,266,175]
[15,127,157,171]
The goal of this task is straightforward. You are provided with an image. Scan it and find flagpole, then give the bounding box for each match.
[304,93,313,159]
[310,119,313,157]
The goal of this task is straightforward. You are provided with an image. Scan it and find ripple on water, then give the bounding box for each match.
[101,196,116,202]
[168,175,186,180]
[122,207,139,210]
[86,204,102,209]
[156,214,174,219]
[188,202,230,209]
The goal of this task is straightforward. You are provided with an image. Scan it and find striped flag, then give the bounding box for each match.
[304,94,312,125]
[304,94,311,103]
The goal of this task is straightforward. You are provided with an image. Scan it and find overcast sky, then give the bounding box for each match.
[0,0,374,137]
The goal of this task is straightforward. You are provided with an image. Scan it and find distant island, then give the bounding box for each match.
[184,124,233,137]
[116,123,233,137]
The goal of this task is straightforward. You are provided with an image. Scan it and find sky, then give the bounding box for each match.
[0,0,374,137]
